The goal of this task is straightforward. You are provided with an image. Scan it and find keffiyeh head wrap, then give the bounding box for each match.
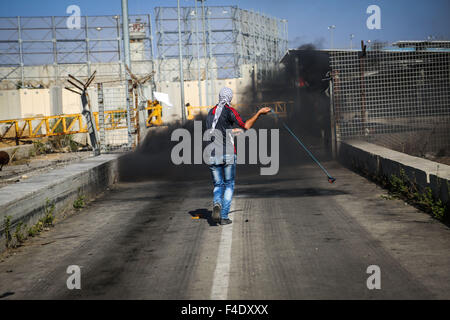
[211,87,233,130]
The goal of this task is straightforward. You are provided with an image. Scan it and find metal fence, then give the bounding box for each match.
[97,82,132,153]
[330,43,450,158]
[155,5,288,82]
[96,81,163,153]
[0,82,163,152]
[0,14,155,88]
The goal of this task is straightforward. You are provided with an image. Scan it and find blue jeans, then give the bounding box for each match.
[208,154,236,219]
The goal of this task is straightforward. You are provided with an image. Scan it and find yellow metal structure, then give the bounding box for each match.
[145,101,163,127]
[186,101,291,120]
[186,106,211,120]
[253,101,291,115]
[0,102,163,141]
[0,100,289,141]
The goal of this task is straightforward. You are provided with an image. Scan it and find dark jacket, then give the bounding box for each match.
[205,104,247,156]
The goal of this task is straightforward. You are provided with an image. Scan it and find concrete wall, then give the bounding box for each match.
[0,89,54,119]
[158,65,254,107]
[0,90,21,119]
[54,86,100,115]
[0,63,119,90]
[51,86,63,115]
[62,88,83,115]
[0,61,256,123]
[156,74,254,122]
[19,89,51,118]
[0,154,119,252]
[0,87,103,120]
[338,140,450,206]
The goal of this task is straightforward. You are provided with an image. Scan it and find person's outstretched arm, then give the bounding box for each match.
[244,107,271,130]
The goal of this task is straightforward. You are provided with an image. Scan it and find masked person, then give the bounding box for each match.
[205,87,271,225]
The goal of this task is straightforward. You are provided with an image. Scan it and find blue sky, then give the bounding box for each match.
[1,0,449,49]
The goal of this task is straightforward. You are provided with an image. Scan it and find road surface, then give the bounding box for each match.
[1,160,450,300]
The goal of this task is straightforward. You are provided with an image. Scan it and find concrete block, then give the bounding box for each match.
[338,141,379,177]
[339,140,450,208]
[0,154,119,252]
[0,144,35,161]
[430,174,450,205]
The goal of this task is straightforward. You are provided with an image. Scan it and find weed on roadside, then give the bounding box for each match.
[73,193,85,210]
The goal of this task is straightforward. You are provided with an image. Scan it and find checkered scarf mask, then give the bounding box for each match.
[211,87,233,130]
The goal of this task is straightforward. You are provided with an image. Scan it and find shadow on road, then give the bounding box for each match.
[188,209,218,226]
[0,291,14,299]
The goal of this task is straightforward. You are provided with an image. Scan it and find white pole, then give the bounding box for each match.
[177,0,186,123]
[121,0,131,68]
[328,25,335,49]
[201,0,209,106]
[121,0,133,148]
[195,0,202,106]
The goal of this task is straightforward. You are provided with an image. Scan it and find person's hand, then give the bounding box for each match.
[258,107,271,115]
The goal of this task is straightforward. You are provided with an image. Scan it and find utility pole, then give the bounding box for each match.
[200,0,209,106]
[121,0,133,148]
[195,0,202,106]
[328,25,336,49]
[177,0,186,123]
[207,8,215,105]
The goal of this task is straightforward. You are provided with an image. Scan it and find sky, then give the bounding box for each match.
[0,0,449,49]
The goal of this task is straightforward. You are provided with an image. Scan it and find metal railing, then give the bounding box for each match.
[1,100,289,142]
[0,103,162,142]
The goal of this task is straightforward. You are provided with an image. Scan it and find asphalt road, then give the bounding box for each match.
[1,160,450,300]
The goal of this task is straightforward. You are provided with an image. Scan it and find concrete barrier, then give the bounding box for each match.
[338,140,450,205]
[0,154,119,251]
[0,144,35,162]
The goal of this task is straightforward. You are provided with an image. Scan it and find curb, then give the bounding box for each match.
[338,141,450,206]
[0,154,119,252]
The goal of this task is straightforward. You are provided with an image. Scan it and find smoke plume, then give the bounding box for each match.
[118,44,333,182]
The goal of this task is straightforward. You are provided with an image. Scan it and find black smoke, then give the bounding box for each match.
[119,116,210,182]
[118,44,333,182]
[242,44,332,160]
